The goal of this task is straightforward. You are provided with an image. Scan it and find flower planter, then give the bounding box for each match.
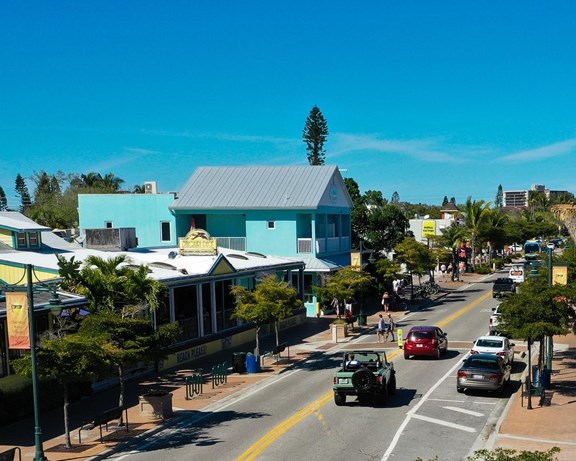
[139,392,173,419]
[330,323,348,342]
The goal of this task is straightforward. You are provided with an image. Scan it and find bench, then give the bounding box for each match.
[0,447,21,461]
[262,342,290,365]
[78,406,129,443]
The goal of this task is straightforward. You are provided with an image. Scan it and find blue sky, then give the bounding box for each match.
[2,1,576,209]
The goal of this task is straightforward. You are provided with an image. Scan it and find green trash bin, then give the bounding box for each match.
[357,313,367,326]
[232,352,247,373]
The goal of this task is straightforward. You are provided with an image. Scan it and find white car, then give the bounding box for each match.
[489,305,502,335]
[471,335,515,365]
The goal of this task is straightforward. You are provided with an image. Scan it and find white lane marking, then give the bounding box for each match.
[443,406,484,417]
[381,358,465,460]
[411,413,477,433]
[472,401,497,406]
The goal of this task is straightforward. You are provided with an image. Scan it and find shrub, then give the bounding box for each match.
[475,266,492,274]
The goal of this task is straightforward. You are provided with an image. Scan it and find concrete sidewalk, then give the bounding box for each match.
[2,272,575,461]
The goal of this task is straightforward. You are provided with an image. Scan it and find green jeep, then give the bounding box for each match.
[332,350,396,406]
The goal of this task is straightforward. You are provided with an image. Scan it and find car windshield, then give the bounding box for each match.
[467,358,498,369]
[411,331,433,340]
[476,339,503,348]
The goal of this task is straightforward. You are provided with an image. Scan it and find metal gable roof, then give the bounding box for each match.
[0,211,51,232]
[171,165,351,210]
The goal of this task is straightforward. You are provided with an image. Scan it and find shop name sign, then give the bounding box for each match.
[179,229,218,256]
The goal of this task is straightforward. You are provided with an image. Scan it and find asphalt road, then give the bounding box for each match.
[105,274,526,461]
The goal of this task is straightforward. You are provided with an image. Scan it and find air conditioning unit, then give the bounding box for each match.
[144,181,158,194]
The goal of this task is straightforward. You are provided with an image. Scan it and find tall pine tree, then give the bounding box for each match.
[14,173,31,212]
[0,186,7,211]
[495,184,503,208]
[303,105,329,165]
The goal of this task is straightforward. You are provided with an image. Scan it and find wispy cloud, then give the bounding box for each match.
[499,138,576,162]
[124,147,163,156]
[141,128,294,145]
[330,133,467,163]
[90,147,165,172]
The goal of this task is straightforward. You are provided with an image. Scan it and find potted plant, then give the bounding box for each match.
[330,318,348,342]
[139,388,173,419]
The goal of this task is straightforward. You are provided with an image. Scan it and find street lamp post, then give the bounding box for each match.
[546,244,554,371]
[2,264,62,461]
[26,265,48,461]
[353,240,375,326]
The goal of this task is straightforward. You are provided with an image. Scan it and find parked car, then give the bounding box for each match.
[404,326,448,360]
[489,305,505,335]
[457,354,511,394]
[471,335,515,365]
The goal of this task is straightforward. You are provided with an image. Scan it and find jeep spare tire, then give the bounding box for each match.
[351,367,376,392]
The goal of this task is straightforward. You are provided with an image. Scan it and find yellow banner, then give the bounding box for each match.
[553,265,568,285]
[350,252,361,271]
[6,292,30,349]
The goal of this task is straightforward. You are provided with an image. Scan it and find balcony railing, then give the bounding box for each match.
[297,236,351,254]
[216,237,246,252]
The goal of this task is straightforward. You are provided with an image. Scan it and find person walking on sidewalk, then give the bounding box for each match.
[382,291,390,312]
[385,313,395,342]
[377,314,386,343]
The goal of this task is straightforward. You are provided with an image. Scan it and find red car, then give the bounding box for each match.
[404,326,448,359]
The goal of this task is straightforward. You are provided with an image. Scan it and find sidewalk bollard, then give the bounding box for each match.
[397,329,404,349]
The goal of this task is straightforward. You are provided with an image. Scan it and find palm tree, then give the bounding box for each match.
[439,223,469,281]
[462,197,492,270]
[100,173,125,192]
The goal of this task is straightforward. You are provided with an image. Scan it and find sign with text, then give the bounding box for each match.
[6,292,30,349]
[422,220,436,237]
[179,229,218,256]
[553,265,568,285]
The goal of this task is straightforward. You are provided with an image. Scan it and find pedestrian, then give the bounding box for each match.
[377,314,386,343]
[447,263,453,281]
[440,263,447,281]
[381,291,390,312]
[386,313,395,342]
[392,279,400,295]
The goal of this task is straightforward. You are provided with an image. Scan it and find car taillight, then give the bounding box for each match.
[377,376,383,385]
[470,350,479,354]
[496,352,506,357]
[457,371,467,378]
[432,339,438,346]
[488,374,500,381]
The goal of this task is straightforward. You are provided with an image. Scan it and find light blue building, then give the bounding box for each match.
[78,190,177,248]
[170,166,353,314]
[77,166,353,316]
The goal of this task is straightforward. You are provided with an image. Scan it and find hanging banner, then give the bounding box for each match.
[553,265,568,285]
[350,251,361,271]
[6,292,30,349]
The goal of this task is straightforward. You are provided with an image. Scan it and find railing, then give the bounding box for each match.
[215,237,246,251]
[298,237,351,254]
